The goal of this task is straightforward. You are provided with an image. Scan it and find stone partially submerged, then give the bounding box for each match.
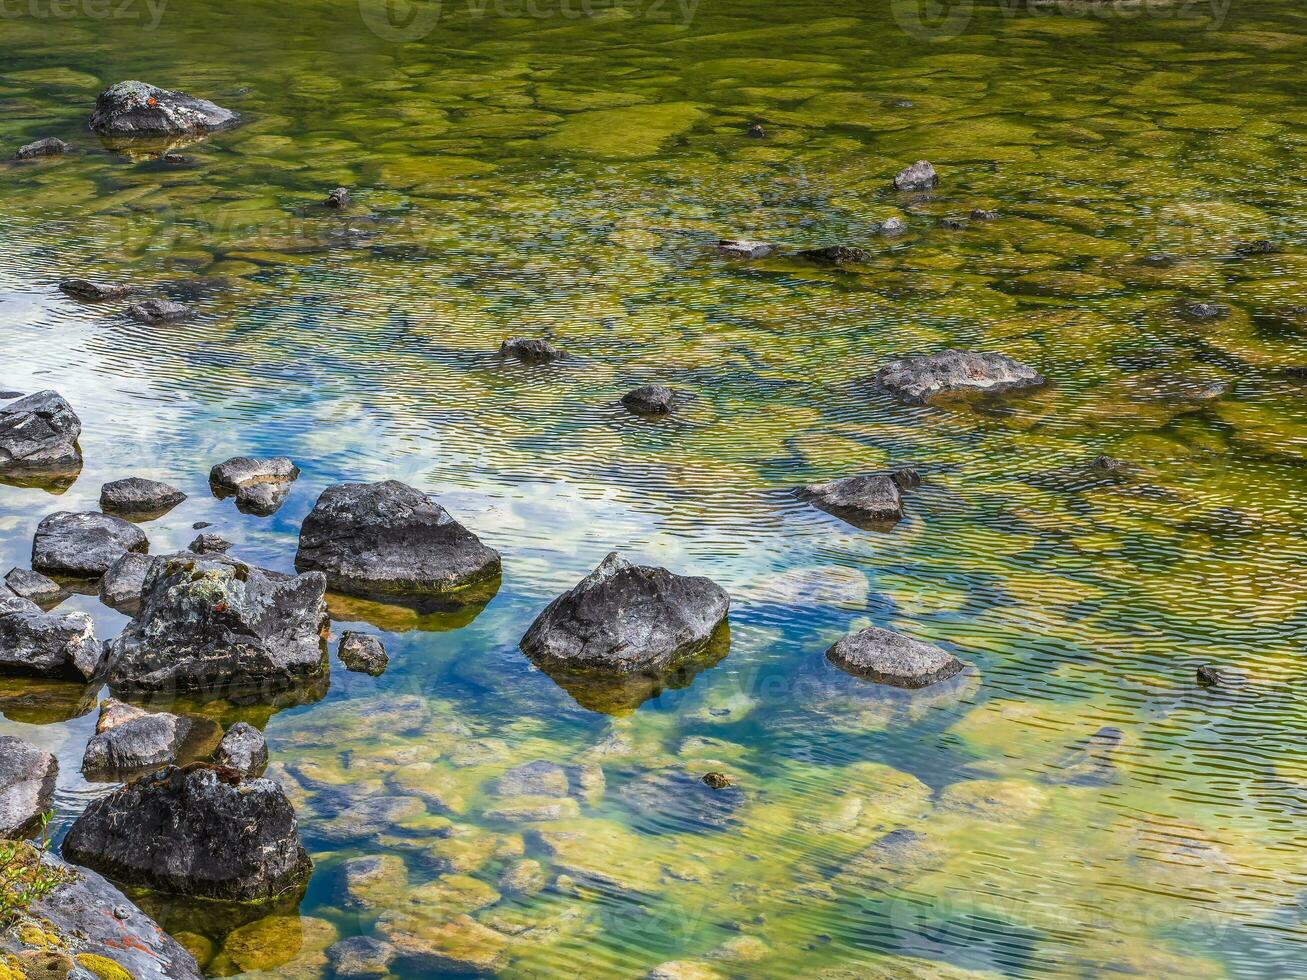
[213,721,268,776]
[32,510,148,578]
[0,595,104,681]
[521,552,729,675]
[874,349,1045,405]
[296,480,501,603]
[81,698,213,777]
[0,734,57,836]
[107,553,328,697]
[210,454,299,516]
[826,625,967,689]
[59,278,140,301]
[339,631,388,675]
[4,566,63,605]
[893,159,938,191]
[100,476,186,516]
[62,764,312,902]
[499,337,565,363]
[798,468,920,529]
[621,384,679,415]
[14,136,70,159]
[0,390,82,477]
[90,80,241,139]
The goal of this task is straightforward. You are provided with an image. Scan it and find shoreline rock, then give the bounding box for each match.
[4,566,63,605]
[59,278,141,301]
[339,631,388,675]
[499,337,565,363]
[82,698,197,776]
[32,510,148,578]
[128,298,194,324]
[213,721,268,776]
[798,469,920,529]
[622,384,679,415]
[0,595,104,681]
[0,734,58,836]
[210,455,299,516]
[0,390,82,476]
[99,551,154,613]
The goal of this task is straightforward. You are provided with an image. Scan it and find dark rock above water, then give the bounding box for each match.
[62,764,312,902]
[0,390,82,476]
[0,851,202,980]
[82,698,195,776]
[499,337,565,363]
[0,734,57,836]
[107,553,327,695]
[99,551,154,613]
[210,455,299,515]
[187,532,232,554]
[32,510,148,578]
[893,159,938,191]
[799,469,920,528]
[14,136,70,159]
[797,244,871,263]
[339,631,388,676]
[0,596,103,680]
[100,476,186,516]
[128,298,194,323]
[59,278,140,301]
[4,566,62,605]
[324,186,351,208]
[1177,301,1230,321]
[90,80,241,138]
[874,349,1045,404]
[296,480,501,602]
[521,552,729,674]
[622,384,679,415]
[213,721,268,776]
[826,625,967,689]
[717,239,774,259]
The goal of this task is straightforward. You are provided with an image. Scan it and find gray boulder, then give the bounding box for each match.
[32,510,148,578]
[107,553,327,696]
[99,551,155,613]
[90,80,240,139]
[62,764,311,902]
[499,337,565,363]
[0,735,57,836]
[893,159,938,191]
[826,625,967,689]
[0,390,82,475]
[799,469,920,528]
[0,597,104,680]
[128,298,193,323]
[15,136,70,159]
[59,278,141,301]
[100,476,186,516]
[296,480,501,602]
[0,852,202,980]
[622,384,678,415]
[521,552,729,673]
[82,699,195,776]
[875,349,1045,404]
[210,454,299,515]
[339,631,388,676]
[213,721,268,776]
[4,566,62,605]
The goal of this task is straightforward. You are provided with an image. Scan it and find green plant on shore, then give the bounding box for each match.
[0,811,67,928]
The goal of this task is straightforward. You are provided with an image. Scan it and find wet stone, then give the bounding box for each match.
[746,122,766,138]
[187,532,232,554]
[90,80,240,138]
[339,631,388,675]
[15,136,70,159]
[98,552,154,613]
[100,477,186,516]
[620,768,745,833]
[621,384,679,415]
[4,567,62,605]
[59,278,141,301]
[826,625,967,689]
[327,936,395,978]
[0,734,58,837]
[893,159,938,191]
[797,245,870,263]
[970,209,999,221]
[32,511,148,578]
[213,721,269,776]
[81,698,194,776]
[874,348,1045,404]
[499,337,565,363]
[879,217,906,236]
[716,239,774,259]
[798,473,911,528]
[324,186,351,208]
[499,858,547,897]
[0,597,103,680]
[128,298,194,324]
[1043,726,1123,787]
[494,760,569,798]
[1177,301,1230,321]
[0,390,82,476]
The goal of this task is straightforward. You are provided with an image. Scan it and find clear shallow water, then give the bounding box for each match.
[1,0,1306,976]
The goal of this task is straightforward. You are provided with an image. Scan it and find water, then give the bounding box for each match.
[1,0,1305,976]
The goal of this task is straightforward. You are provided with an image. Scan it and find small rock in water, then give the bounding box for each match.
[1177,301,1230,321]
[193,521,212,529]
[499,337,565,363]
[1233,240,1276,256]
[213,721,268,776]
[99,552,154,614]
[187,533,232,554]
[1196,664,1224,687]
[324,186,351,208]
[939,217,966,230]
[798,473,907,528]
[4,567,62,605]
[90,80,241,138]
[0,390,82,476]
[874,348,1045,404]
[622,384,679,415]
[746,122,766,138]
[339,631,388,676]
[701,771,733,790]
[62,764,312,901]
[716,239,774,259]
[32,510,148,578]
[59,278,141,301]
[495,760,569,798]
[797,245,870,263]
[82,698,194,776]
[210,455,299,516]
[879,217,906,236]
[826,625,967,689]
[0,734,58,836]
[893,159,938,191]
[128,298,193,324]
[970,208,999,221]
[14,136,70,159]
[100,476,186,516]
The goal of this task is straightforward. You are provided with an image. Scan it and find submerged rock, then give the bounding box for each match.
[324,186,351,208]
[32,510,148,578]
[107,552,327,696]
[797,245,871,263]
[100,476,186,516]
[4,566,62,605]
[296,480,501,602]
[874,349,1045,404]
[0,390,82,476]
[128,298,194,323]
[621,767,746,832]
[82,698,195,776]
[521,552,729,674]
[62,764,312,901]
[826,625,966,689]
[970,208,999,221]
[621,384,679,415]
[210,454,299,515]
[1177,301,1230,321]
[0,851,202,979]
[495,760,569,798]
[893,160,938,191]
[0,735,57,836]
[1233,239,1276,256]
[716,239,774,259]
[1044,726,1123,787]
[58,278,140,301]
[499,337,565,363]
[14,136,70,159]
[378,911,509,975]
[327,936,396,978]
[90,80,240,139]
[0,597,104,681]
[98,551,154,613]
[213,721,268,776]
[339,631,388,675]
[799,470,919,528]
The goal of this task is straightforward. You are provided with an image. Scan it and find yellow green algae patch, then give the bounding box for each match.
[539,103,706,158]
